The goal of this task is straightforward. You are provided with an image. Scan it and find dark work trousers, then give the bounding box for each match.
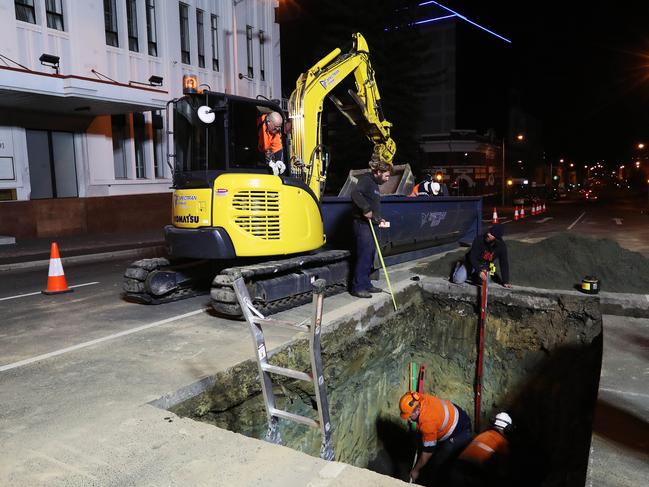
[351,219,376,293]
[422,406,474,486]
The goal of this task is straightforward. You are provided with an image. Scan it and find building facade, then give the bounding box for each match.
[0,0,281,238]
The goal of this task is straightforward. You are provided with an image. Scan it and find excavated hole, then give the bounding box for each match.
[168,286,602,486]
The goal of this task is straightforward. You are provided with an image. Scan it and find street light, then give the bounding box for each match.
[638,143,645,149]
[502,133,525,206]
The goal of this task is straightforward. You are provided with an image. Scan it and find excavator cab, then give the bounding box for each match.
[166,92,324,260]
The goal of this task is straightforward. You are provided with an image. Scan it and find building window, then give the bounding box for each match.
[133,113,147,178]
[126,0,139,52]
[210,14,219,71]
[179,3,190,64]
[15,0,36,24]
[111,115,128,179]
[246,25,254,78]
[152,111,165,178]
[104,0,119,47]
[45,0,64,31]
[196,9,205,68]
[146,0,157,56]
[259,30,265,81]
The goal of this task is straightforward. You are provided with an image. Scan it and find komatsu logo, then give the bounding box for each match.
[319,69,340,89]
[175,214,199,224]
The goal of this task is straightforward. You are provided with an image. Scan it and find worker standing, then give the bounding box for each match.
[447,412,513,487]
[399,391,473,484]
[452,223,512,288]
[350,160,392,298]
[258,111,285,175]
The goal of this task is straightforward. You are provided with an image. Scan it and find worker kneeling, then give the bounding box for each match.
[399,391,473,484]
[447,412,513,487]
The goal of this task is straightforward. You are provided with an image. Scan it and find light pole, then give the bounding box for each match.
[502,133,524,206]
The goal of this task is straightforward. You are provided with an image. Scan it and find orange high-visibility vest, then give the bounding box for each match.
[417,394,460,448]
[458,429,509,465]
[258,114,282,153]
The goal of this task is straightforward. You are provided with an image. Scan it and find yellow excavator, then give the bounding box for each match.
[123,33,480,315]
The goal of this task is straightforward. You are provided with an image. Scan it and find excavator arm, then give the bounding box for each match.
[288,33,396,199]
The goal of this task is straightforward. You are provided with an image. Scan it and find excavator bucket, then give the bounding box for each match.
[337,163,416,197]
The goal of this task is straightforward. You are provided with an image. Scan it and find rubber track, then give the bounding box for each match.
[211,250,351,318]
[123,257,209,304]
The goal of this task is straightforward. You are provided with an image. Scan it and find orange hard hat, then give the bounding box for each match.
[399,391,421,420]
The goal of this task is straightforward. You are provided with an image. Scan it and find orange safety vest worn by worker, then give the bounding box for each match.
[417,394,460,448]
[258,113,282,153]
[458,429,509,466]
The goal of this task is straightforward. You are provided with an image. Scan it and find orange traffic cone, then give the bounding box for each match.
[543,202,546,212]
[520,206,525,219]
[514,207,519,221]
[42,242,73,295]
[492,207,499,224]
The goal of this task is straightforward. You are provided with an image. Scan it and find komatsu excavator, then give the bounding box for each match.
[123,33,481,316]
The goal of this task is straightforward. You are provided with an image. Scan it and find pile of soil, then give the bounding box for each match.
[416,233,649,294]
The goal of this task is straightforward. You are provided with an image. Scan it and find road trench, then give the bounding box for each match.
[165,280,602,486]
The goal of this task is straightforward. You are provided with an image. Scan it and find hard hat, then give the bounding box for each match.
[494,412,512,429]
[431,182,441,195]
[399,391,421,420]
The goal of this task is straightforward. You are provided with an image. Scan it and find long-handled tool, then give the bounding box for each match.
[474,278,489,432]
[369,221,398,311]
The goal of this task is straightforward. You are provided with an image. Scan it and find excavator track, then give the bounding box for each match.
[123,257,212,304]
[210,249,351,318]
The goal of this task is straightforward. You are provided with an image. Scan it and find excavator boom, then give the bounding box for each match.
[289,33,396,199]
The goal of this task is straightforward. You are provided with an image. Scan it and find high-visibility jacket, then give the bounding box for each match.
[417,394,460,450]
[258,114,282,153]
[458,429,509,466]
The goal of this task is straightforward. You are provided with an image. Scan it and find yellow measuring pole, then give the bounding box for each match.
[369,221,398,311]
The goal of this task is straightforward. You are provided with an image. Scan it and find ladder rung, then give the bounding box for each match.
[270,407,319,428]
[262,363,312,382]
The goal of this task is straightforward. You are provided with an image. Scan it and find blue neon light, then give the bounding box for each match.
[413,14,456,26]
[418,1,511,44]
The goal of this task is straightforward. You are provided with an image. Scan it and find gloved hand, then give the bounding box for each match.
[268,161,280,176]
[275,160,286,174]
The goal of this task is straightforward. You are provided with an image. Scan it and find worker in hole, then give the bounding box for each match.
[447,412,513,487]
[258,111,286,175]
[399,391,473,484]
[451,223,512,288]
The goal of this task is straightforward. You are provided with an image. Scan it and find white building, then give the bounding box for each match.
[0,0,281,238]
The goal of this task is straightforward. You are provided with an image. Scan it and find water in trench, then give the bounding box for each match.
[170,288,602,486]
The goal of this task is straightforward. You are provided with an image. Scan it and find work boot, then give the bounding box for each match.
[350,290,372,298]
[368,286,383,293]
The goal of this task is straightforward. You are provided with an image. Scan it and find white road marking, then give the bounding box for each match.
[0,308,205,372]
[567,212,586,230]
[613,218,623,225]
[0,282,100,302]
[536,217,553,224]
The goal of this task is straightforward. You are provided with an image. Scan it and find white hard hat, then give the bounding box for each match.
[431,182,441,195]
[494,412,512,429]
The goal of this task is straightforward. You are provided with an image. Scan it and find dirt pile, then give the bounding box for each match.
[417,233,649,293]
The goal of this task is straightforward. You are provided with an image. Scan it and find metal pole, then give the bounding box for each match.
[501,138,506,207]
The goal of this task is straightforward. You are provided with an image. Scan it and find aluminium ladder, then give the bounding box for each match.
[232,275,334,461]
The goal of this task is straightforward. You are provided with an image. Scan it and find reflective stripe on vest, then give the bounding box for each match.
[439,401,459,441]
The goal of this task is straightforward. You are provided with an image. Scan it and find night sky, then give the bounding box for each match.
[440,1,649,165]
[280,1,649,167]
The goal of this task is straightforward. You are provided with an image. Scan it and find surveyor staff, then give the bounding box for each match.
[369,221,398,311]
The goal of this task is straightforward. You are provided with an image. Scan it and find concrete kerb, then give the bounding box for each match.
[0,245,166,272]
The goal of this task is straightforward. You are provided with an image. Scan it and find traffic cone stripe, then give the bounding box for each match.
[48,257,64,277]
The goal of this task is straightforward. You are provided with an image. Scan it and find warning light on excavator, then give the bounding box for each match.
[183,74,199,94]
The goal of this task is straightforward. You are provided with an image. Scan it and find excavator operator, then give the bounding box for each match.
[257,111,286,175]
